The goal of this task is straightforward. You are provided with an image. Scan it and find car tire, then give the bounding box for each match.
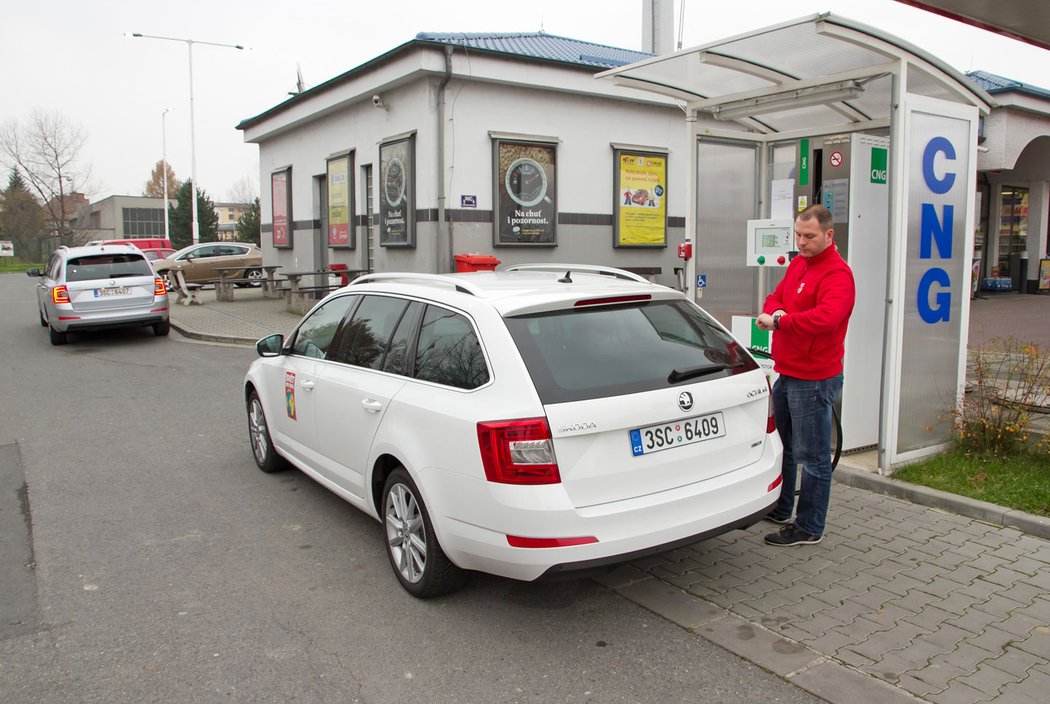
[48,324,68,346]
[153,320,171,337]
[382,467,465,598]
[240,268,264,288]
[247,391,287,473]
[39,308,47,327]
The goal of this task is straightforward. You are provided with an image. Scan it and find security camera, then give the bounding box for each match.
[371,94,387,110]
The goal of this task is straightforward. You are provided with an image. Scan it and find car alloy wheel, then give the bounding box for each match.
[382,468,464,598]
[247,391,286,473]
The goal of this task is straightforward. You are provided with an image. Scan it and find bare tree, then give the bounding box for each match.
[227,174,258,207]
[0,110,93,245]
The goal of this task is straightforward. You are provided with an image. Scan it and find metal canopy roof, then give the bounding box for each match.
[597,13,993,137]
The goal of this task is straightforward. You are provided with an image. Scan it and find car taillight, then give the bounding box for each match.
[766,377,776,433]
[52,286,70,304]
[154,278,167,296]
[477,417,560,485]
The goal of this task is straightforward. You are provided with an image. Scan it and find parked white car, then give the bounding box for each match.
[243,264,782,597]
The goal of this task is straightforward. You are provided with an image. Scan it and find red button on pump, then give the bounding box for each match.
[777,255,786,265]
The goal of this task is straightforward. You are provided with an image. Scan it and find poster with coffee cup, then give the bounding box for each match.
[494,140,556,246]
[380,137,415,247]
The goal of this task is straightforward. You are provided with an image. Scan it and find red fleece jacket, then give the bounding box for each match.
[763,245,855,380]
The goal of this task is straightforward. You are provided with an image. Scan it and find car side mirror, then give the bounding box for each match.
[255,333,285,357]
[25,268,42,277]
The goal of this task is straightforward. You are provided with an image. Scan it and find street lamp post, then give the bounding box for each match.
[128,32,245,245]
[161,107,172,243]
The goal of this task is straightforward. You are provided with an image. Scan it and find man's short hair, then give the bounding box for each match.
[797,204,833,231]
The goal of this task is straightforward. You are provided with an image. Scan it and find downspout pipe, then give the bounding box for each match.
[437,45,453,272]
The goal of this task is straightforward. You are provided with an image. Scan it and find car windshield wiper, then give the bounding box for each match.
[668,362,745,384]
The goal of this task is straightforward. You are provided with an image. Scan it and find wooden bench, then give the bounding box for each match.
[215,277,260,301]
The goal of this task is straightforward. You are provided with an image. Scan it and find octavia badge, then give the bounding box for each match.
[678,392,693,412]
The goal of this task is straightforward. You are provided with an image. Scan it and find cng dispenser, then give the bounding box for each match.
[737,133,890,454]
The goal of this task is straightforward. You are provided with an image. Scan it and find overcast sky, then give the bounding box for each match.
[3,0,1048,202]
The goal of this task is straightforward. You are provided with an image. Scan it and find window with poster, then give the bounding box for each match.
[271,168,292,249]
[492,136,557,246]
[327,152,354,248]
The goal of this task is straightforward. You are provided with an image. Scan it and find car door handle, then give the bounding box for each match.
[361,399,383,413]
[299,379,316,391]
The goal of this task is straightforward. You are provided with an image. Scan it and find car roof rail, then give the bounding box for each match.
[351,272,484,297]
[502,263,653,284]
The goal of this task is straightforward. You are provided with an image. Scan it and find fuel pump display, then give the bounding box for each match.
[745,219,794,266]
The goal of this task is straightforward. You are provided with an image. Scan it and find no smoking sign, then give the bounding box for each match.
[829,151,843,168]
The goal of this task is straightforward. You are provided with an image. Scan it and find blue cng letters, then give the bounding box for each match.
[917,136,956,324]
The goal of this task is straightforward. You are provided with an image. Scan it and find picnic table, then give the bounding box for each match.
[213,267,252,301]
[279,267,366,314]
[261,265,284,298]
[167,264,204,306]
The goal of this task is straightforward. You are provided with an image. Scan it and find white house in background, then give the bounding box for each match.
[236,31,701,287]
[235,31,1050,295]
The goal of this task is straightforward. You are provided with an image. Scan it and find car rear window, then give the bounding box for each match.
[65,254,154,281]
[504,300,757,404]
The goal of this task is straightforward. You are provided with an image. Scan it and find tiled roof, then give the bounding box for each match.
[966,70,1050,101]
[415,31,653,69]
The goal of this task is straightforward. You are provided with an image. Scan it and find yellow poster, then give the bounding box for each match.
[327,156,350,246]
[616,151,667,246]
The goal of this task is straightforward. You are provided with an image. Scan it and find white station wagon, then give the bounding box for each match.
[243,265,783,597]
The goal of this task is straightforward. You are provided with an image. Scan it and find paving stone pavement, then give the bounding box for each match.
[597,484,1050,704]
[170,286,1050,704]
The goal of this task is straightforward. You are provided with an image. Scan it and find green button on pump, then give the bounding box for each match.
[757,255,766,265]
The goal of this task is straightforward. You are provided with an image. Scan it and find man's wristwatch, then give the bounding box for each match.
[773,313,784,330]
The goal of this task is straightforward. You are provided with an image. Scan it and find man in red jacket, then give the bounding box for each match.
[756,204,855,546]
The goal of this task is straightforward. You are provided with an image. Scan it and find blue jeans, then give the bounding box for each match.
[771,373,843,537]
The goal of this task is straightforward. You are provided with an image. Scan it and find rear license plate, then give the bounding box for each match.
[630,412,726,456]
[94,286,130,297]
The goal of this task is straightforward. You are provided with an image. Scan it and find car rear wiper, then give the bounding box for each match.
[668,362,745,384]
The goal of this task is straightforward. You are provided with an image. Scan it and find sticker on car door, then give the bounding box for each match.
[285,371,297,420]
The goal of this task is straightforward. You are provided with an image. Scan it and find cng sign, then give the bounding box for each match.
[870,147,887,184]
[897,107,972,455]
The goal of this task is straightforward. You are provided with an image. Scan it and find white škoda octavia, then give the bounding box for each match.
[243,265,782,597]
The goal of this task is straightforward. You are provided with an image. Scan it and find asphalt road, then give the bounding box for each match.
[0,272,823,704]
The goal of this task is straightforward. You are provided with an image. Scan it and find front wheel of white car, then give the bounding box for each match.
[382,468,465,598]
[247,391,287,473]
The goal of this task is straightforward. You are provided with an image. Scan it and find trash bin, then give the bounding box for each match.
[329,263,350,286]
[453,254,501,272]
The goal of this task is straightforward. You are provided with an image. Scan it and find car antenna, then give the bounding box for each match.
[558,270,572,283]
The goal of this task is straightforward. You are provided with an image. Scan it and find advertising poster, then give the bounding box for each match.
[271,169,291,248]
[1039,259,1050,292]
[327,154,353,248]
[379,137,415,247]
[0,241,13,257]
[495,140,556,245]
[614,149,667,247]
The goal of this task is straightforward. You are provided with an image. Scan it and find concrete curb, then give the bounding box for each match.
[169,319,258,347]
[834,462,1050,541]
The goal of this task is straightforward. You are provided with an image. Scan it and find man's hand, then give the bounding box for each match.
[756,310,785,331]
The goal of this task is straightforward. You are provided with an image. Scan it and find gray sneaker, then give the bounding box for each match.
[766,511,792,525]
[764,523,822,546]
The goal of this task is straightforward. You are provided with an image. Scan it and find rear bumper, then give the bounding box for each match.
[419,437,783,582]
[54,305,168,333]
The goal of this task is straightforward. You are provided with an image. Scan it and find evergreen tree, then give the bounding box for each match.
[0,169,46,262]
[235,197,261,245]
[168,181,219,249]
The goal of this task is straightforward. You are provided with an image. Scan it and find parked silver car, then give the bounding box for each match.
[27,244,170,345]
